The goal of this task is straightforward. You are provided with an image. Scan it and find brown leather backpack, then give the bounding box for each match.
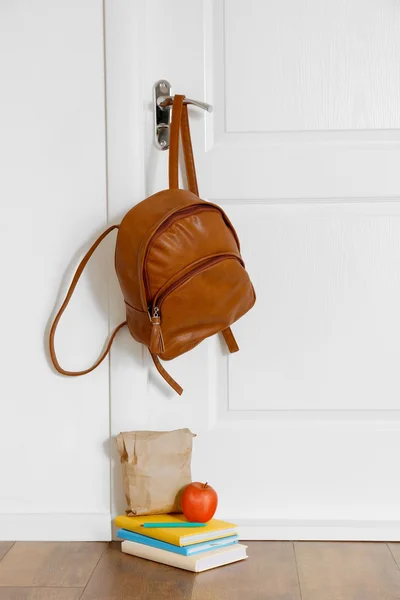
[49,95,256,394]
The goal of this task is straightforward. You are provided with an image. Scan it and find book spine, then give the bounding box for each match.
[121,541,196,572]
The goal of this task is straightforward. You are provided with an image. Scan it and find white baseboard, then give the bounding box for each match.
[235,519,400,541]
[2,514,400,542]
[0,513,112,541]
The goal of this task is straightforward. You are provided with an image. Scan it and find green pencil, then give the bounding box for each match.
[141,522,207,528]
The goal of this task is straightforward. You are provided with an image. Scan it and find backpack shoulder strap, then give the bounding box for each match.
[221,327,239,353]
[49,225,126,376]
[150,353,183,395]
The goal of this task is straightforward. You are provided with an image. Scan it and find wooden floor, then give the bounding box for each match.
[1,541,400,599]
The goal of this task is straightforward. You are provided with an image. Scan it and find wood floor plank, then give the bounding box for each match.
[0,588,82,600]
[0,542,106,587]
[191,541,301,600]
[81,542,301,600]
[295,541,400,600]
[0,545,14,563]
[80,542,195,600]
[388,543,400,570]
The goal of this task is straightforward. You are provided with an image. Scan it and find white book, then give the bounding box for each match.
[121,540,248,573]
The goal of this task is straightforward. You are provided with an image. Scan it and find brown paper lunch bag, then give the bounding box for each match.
[116,429,195,515]
[49,94,256,394]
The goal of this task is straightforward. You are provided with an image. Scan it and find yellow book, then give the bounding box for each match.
[115,514,237,547]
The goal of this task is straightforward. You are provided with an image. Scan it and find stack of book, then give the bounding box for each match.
[114,514,247,573]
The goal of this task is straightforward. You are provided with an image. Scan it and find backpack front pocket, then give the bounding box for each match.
[149,254,255,360]
[143,206,239,303]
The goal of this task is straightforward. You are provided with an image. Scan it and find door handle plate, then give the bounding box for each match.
[153,79,172,151]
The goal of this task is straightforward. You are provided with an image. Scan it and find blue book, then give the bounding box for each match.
[117,528,239,556]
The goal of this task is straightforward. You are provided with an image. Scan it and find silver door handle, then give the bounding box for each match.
[158,96,213,113]
[153,80,213,151]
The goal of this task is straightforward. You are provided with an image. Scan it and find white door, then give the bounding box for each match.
[106,0,400,540]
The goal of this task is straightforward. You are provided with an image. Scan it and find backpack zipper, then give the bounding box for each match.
[149,306,164,354]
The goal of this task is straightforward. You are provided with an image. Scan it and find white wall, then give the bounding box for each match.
[0,0,111,540]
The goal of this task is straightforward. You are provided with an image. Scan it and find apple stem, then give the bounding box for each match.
[203,482,208,488]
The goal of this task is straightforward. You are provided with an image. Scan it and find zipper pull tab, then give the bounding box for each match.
[150,307,165,354]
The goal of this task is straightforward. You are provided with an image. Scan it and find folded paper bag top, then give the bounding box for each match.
[116,429,196,516]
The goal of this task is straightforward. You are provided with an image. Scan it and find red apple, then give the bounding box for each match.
[181,482,218,523]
